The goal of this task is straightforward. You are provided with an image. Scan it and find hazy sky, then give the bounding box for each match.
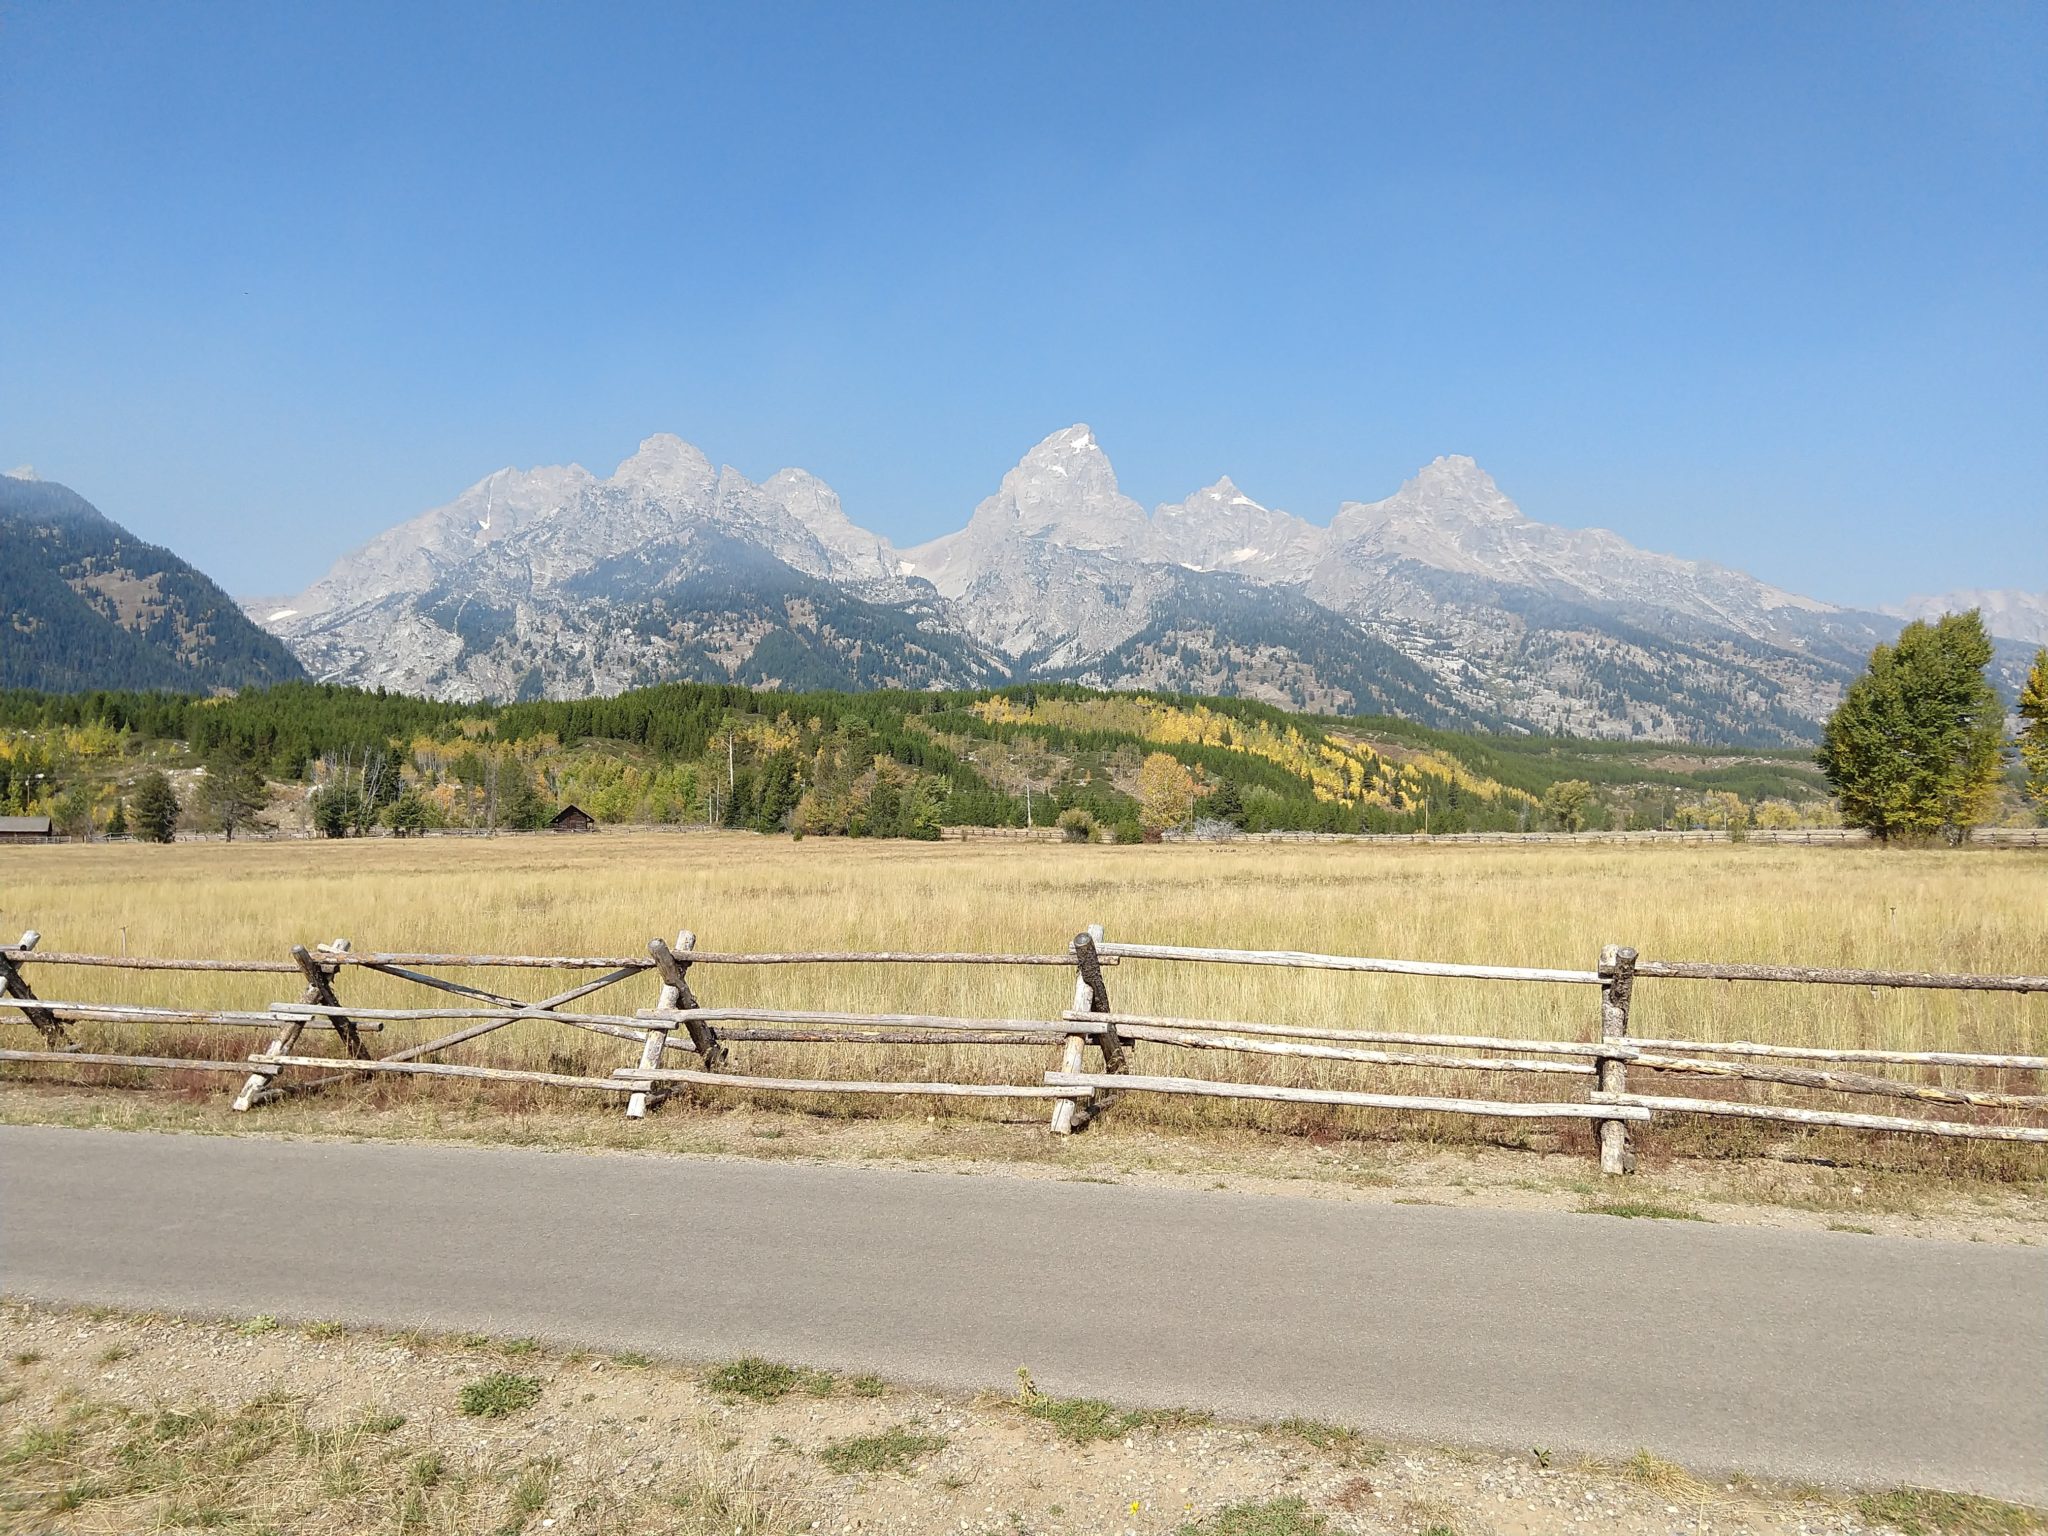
[3,1,2042,604]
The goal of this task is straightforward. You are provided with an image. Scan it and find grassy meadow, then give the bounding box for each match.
[3,832,2045,1167]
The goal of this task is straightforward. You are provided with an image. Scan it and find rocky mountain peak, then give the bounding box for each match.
[1152,475,1324,581]
[963,423,1147,551]
[761,466,895,582]
[1887,587,2048,646]
[1327,455,1523,552]
[1166,475,1263,512]
[1025,423,1106,464]
[611,433,716,497]
[1396,455,1519,520]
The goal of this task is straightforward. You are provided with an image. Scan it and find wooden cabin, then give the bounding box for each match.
[0,815,55,844]
[547,805,597,833]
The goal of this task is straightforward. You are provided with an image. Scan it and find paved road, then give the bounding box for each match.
[3,1126,2043,1501]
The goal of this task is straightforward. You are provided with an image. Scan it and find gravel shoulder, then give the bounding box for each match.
[8,1302,2037,1536]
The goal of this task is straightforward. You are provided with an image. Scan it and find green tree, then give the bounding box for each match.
[1818,611,2004,841]
[1540,779,1593,832]
[1056,807,1098,843]
[385,787,432,837]
[905,777,944,840]
[104,797,128,839]
[753,753,799,832]
[130,770,180,844]
[2017,648,2048,818]
[197,753,269,841]
[1203,777,1246,827]
[495,762,551,831]
[50,784,95,839]
[310,781,365,838]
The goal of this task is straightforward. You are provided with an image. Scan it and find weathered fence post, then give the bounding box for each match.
[1051,923,1109,1134]
[1596,944,1639,1175]
[630,931,703,1118]
[648,932,725,1081]
[293,942,371,1061]
[234,939,351,1111]
[1074,928,1124,1072]
[0,931,73,1050]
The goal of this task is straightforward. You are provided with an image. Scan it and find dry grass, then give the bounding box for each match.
[0,1385,793,1536]
[3,833,2044,1169]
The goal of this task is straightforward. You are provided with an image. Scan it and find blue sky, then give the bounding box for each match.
[2,0,2042,605]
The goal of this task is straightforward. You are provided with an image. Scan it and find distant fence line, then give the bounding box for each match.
[10,823,2046,847]
[1162,826,2048,847]
[3,923,2044,1168]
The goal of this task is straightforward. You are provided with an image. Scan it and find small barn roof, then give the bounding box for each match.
[0,815,54,834]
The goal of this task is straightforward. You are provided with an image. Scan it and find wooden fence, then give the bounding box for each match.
[3,926,2043,1168]
[1164,827,2048,847]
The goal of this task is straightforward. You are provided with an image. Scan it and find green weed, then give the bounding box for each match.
[1177,1497,1333,1535]
[1580,1201,1706,1222]
[459,1372,543,1419]
[818,1424,948,1476]
[705,1356,834,1402]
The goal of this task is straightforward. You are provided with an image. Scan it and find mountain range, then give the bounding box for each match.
[5,441,2037,745]
[1,468,304,693]
[243,428,2040,743]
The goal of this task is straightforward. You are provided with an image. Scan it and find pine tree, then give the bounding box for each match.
[496,764,551,831]
[130,770,180,844]
[197,752,269,840]
[105,797,128,839]
[1818,611,2004,841]
[386,788,432,837]
[1204,777,1246,826]
[311,781,365,838]
[2017,648,2048,817]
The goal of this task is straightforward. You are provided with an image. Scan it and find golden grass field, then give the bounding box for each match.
[4,832,2045,1167]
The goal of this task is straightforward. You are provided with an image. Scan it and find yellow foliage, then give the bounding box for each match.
[971,696,1528,809]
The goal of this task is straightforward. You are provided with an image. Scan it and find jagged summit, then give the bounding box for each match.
[611,432,715,496]
[977,423,1140,543]
[1152,475,1323,582]
[1337,454,1521,531]
[901,425,1153,605]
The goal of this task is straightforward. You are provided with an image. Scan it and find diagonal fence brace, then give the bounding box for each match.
[0,931,74,1051]
[235,939,351,1111]
[648,934,726,1067]
[277,963,648,1098]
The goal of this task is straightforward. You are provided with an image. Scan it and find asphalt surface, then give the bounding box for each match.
[2,1125,2043,1501]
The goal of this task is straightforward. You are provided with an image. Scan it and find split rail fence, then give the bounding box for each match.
[2,926,2043,1170]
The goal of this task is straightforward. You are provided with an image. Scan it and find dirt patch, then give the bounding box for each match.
[6,1302,2017,1536]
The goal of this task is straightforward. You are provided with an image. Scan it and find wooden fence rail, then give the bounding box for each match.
[2,924,2042,1166]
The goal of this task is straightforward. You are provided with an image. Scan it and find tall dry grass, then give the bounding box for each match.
[4,832,2045,1160]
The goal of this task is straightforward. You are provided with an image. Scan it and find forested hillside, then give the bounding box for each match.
[0,476,306,692]
[0,680,1837,840]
